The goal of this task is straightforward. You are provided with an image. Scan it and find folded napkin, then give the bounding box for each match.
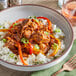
[31,40,76,76]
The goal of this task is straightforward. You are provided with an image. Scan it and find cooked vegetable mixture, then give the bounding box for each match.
[0,16,65,65]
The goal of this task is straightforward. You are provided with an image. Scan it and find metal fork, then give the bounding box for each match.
[52,54,76,76]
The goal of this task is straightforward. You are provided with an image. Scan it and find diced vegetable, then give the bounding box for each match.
[34,61,44,65]
[54,55,60,59]
[2,38,7,43]
[0,25,2,28]
[13,23,17,27]
[34,61,39,65]
[9,53,15,58]
[21,38,29,44]
[44,31,49,35]
[28,16,32,19]
[54,28,61,33]
[3,26,5,29]
[33,16,36,19]
[15,57,17,60]
[34,44,40,50]
[29,16,36,19]
[52,43,58,50]
[29,16,39,23]
[35,19,39,23]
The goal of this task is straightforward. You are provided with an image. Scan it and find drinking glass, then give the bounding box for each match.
[62,0,76,26]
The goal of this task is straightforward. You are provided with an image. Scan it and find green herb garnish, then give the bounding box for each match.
[9,53,15,58]
[28,16,32,19]
[52,43,58,50]
[33,16,36,19]
[15,57,17,60]
[44,31,49,35]
[54,55,60,59]
[29,16,36,19]
[54,28,61,33]
[34,61,44,65]
[28,16,39,23]
[3,26,5,29]
[21,38,29,44]
[35,19,39,23]
[13,23,17,27]
[34,44,40,49]
[0,25,2,28]
[2,39,7,43]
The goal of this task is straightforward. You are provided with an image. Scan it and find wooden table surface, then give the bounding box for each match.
[0,0,76,76]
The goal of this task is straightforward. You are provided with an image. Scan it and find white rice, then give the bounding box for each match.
[0,21,65,65]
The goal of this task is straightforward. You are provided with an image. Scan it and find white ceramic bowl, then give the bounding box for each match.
[0,4,73,71]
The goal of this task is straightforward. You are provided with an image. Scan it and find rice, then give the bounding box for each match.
[0,44,17,63]
[0,21,65,65]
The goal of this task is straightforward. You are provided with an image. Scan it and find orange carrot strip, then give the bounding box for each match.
[17,42,28,65]
[0,29,10,32]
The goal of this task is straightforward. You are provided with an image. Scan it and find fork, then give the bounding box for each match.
[52,54,76,76]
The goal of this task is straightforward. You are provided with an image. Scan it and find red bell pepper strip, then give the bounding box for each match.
[17,42,28,65]
[37,17,52,30]
[29,43,33,55]
[10,18,25,29]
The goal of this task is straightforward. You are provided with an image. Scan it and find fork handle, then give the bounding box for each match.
[52,68,65,76]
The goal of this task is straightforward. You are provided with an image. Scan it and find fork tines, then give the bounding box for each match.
[66,54,76,69]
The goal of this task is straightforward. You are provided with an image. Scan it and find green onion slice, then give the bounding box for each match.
[2,39,7,43]
[44,31,49,35]
[52,43,58,50]
[21,38,29,44]
[34,44,40,49]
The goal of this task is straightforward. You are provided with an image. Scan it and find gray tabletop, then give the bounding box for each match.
[0,65,31,76]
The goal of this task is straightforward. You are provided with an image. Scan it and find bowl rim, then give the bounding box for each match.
[0,4,74,67]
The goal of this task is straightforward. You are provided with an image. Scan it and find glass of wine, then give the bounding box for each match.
[62,0,76,26]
